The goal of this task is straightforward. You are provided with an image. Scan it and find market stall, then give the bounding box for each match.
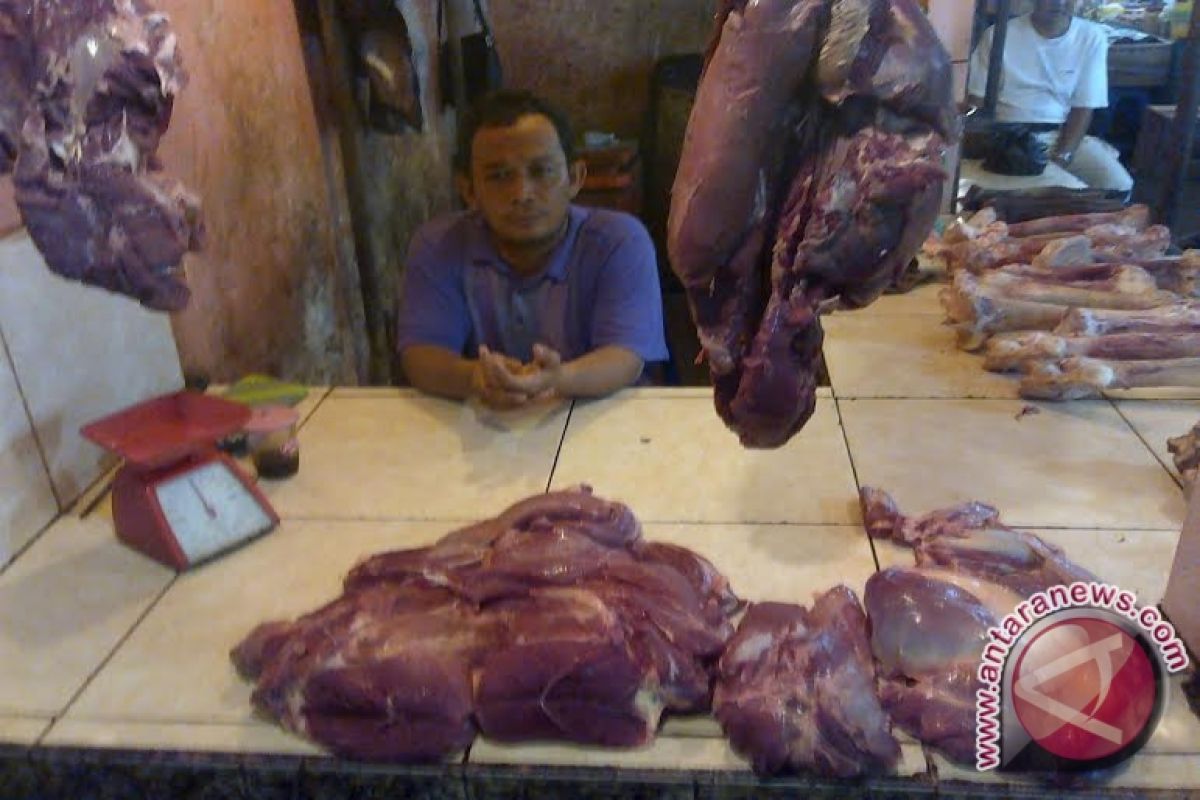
[0,378,1197,798]
[2,0,1200,797]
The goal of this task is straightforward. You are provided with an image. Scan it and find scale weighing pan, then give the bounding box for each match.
[82,391,251,469]
[81,391,277,571]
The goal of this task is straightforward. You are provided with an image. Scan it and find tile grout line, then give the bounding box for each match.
[49,575,178,731]
[0,513,58,578]
[831,394,880,572]
[0,319,63,511]
[1108,397,1186,490]
[296,387,333,431]
[543,400,576,494]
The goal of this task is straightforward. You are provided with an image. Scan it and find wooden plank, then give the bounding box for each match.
[1157,0,1200,228]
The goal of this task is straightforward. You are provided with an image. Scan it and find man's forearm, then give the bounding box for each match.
[557,346,644,398]
[1055,108,1093,165]
[400,345,476,400]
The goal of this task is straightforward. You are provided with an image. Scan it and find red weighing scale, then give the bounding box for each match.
[81,391,279,570]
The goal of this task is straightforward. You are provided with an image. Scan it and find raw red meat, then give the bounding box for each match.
[668,0,956,448]
[232,487,741,761]
[714,587,900,777]
[1,0,201,311]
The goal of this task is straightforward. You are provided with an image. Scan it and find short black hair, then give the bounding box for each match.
[454,89,576,174]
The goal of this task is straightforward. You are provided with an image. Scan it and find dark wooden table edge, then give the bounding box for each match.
[1,743,1197,799]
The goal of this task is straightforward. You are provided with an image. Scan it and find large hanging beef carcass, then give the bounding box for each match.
[668,0,958,447]
[1,0,201,312]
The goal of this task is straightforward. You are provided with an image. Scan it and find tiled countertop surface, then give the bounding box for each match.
[3,296,1200,796]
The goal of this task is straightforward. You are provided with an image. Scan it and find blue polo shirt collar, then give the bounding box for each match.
[466,206,587,286]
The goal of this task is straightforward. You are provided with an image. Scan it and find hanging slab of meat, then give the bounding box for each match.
[667,0,957,448]
[1,0,202,312]
[1020,356,1200,401]
[985,330,1200,372]
[713,587,900,777]
[859,488,1099,763]
[231,487,741,762]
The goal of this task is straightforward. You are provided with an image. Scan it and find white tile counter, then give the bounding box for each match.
[1,344,1195,796]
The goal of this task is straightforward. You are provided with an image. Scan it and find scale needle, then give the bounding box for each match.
[187,477,218,519]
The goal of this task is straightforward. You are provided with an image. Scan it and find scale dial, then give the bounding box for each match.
[155,461,275,564]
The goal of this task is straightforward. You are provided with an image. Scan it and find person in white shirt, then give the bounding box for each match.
[967,0,1134,192]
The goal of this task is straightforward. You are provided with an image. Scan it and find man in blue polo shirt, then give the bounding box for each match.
[396,90,669,409]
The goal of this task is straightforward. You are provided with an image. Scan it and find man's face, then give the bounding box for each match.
[460,113,584,248]
[1033,0,1076,23]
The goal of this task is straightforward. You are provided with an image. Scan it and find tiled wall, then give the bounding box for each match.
[0,232,183,567]
[927,0,978,211]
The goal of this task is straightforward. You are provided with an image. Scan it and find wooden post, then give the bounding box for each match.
[1156,0,1200,229]
[315,0,392,384]
[982,0,1011,118]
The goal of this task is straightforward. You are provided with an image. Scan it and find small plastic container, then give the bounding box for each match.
[243,405,300,479]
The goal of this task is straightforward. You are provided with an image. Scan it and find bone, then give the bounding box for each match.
[942,208,1003,245]
[1032,236,1094,269]
[947,221,1171,275]
[1020,356,1200,400]
[1004,205,1150,238]
[1055,303,1200,336]
[979,266,1176,309]
[940,273,1067,351]
[984,331,1200,372]
[1035,241,1200,296]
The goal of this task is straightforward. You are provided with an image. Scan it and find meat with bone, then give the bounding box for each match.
[941,266,1182,351]
[1020,356,1200,401]
[985,330,1200,372]
[668,0,956,448]
[945,223,1170,274]
[1033,240,1200,296]
[231,487,741,761]
[1004,204,1149,238]
[979,265,1177,310]
[1168,422,1200,486]
[713,588,900,777]
[859,488,1099,762]
[941,271,1069,350]
[1055,302,1200,336]
[2,0,201,312]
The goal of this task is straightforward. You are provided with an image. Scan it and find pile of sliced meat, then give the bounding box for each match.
[231,485,1103,776]
[231,487,741,761]
[713,488,1099,773]
[929,204,1200,400]
[0,0,201,311]
[666,0,957,448]
[859,487,1098,763]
